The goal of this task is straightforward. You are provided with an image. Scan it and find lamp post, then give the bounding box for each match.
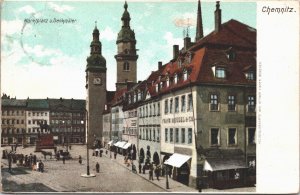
[81,108,95,178]
[165,165,169,189]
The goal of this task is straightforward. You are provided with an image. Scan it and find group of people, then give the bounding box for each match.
[3,150,46,173]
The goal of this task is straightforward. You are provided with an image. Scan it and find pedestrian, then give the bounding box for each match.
[132,163,137,173]
[36,161,40,171]
[96,162,100,173]
[142,165,146,174]
[39,161,44,173]
[138,163,142,174]
[79,155,82,164]
[56,152,60,161]
[33,155,37,165]
[62,156,65,164]
[114,151,117,159]
[8,153,12,172]
[69,145,72,150]
[149,164,154,180]
[155,165,160,181]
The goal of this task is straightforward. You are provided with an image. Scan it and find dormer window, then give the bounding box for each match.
[174,74,178,84]
[215,67,226,78]
[226,47,236,61]
[183,70,188,81]
[133,93,136,103]
[166,78,169,87]
[178,59,182,67]
[138,92,141,101]
[156,84,159,92]
[245,71,255,80]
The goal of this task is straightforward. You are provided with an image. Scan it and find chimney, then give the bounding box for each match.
[158,61,162,69]
[195,0,204,41]
[214,1,222,32]
[184,37,191,50]
[173,45,179,59]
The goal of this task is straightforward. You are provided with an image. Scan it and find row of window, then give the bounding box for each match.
[210,127,256,146]
[139,127,160,142]
[165,128,193,144]
[156,70,190,93]
[28,120,48,125]
[2,119,25,125]
[209,94,255,112]
[123,127,137,135]
[139,102,161,118]
[28,112,48,117]
[51,127,84,133]
[164,94,193,114]
[50,112,83,117]
[2,128,52,134]
[2,110,25,116]
[50,120,84,125]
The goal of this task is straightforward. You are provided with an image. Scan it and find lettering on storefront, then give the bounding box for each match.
[162,116,194,124]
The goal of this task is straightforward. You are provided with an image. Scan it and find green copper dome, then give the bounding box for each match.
[86,54,106,69]
[117,28,135,43]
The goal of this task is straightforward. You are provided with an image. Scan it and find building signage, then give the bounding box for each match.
[162,116,194,124]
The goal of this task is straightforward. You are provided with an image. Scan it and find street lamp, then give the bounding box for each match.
[165,165,170,189]
[81,108,95,178]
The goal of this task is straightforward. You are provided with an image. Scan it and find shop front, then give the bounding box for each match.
[203,158,248,189]
[164,153,192,186]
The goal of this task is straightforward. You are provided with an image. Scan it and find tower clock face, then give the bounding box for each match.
[93,77,102,85]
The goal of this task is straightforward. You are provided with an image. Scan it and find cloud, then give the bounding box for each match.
[101,27,117,42]
[23,44,63,58]
[18,5,36,15]
[48,2,74,13]
[1,19,25,36]
[163,32,183,48]
[173,12,196,27]
[1,39,86,99]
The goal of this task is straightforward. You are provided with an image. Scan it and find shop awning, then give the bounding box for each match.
[114,141,121,147]
[164,153,191,168]
[203,158,248,171]
[122,142,131,149]
[107,140,113,145]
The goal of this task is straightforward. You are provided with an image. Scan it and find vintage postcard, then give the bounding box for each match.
[0,0,299,193]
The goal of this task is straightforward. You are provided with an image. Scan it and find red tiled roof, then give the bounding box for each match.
[108,19,256,108]
[191,19,256,50]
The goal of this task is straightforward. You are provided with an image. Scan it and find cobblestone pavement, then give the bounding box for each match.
[1,145,255,193]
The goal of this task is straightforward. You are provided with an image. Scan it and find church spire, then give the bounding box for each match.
[195,0,203,41]
[121,1,131,27]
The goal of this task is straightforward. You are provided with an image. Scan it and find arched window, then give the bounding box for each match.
[123,61,130,71]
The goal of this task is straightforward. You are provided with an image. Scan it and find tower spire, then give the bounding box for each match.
[195,0,203,41]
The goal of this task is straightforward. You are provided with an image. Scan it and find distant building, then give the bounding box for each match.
[1,96,86,146]
[1,97,27,145]
[26,99,50,145]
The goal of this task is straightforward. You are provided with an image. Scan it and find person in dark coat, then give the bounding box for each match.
[79,155,82,164]
[62,156,65,164]
[39,161,44,173]
[155,165,160,181]
[142,165,146,174]
[96,162,100,173]
[114,151,117,159]
[149,164,154,180]
[138,163,142,174]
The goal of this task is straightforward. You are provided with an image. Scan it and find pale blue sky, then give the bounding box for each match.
[1,1,256,99]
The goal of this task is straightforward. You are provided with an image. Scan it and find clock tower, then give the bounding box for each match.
[85,23,107,147]
[115,1,138,90]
